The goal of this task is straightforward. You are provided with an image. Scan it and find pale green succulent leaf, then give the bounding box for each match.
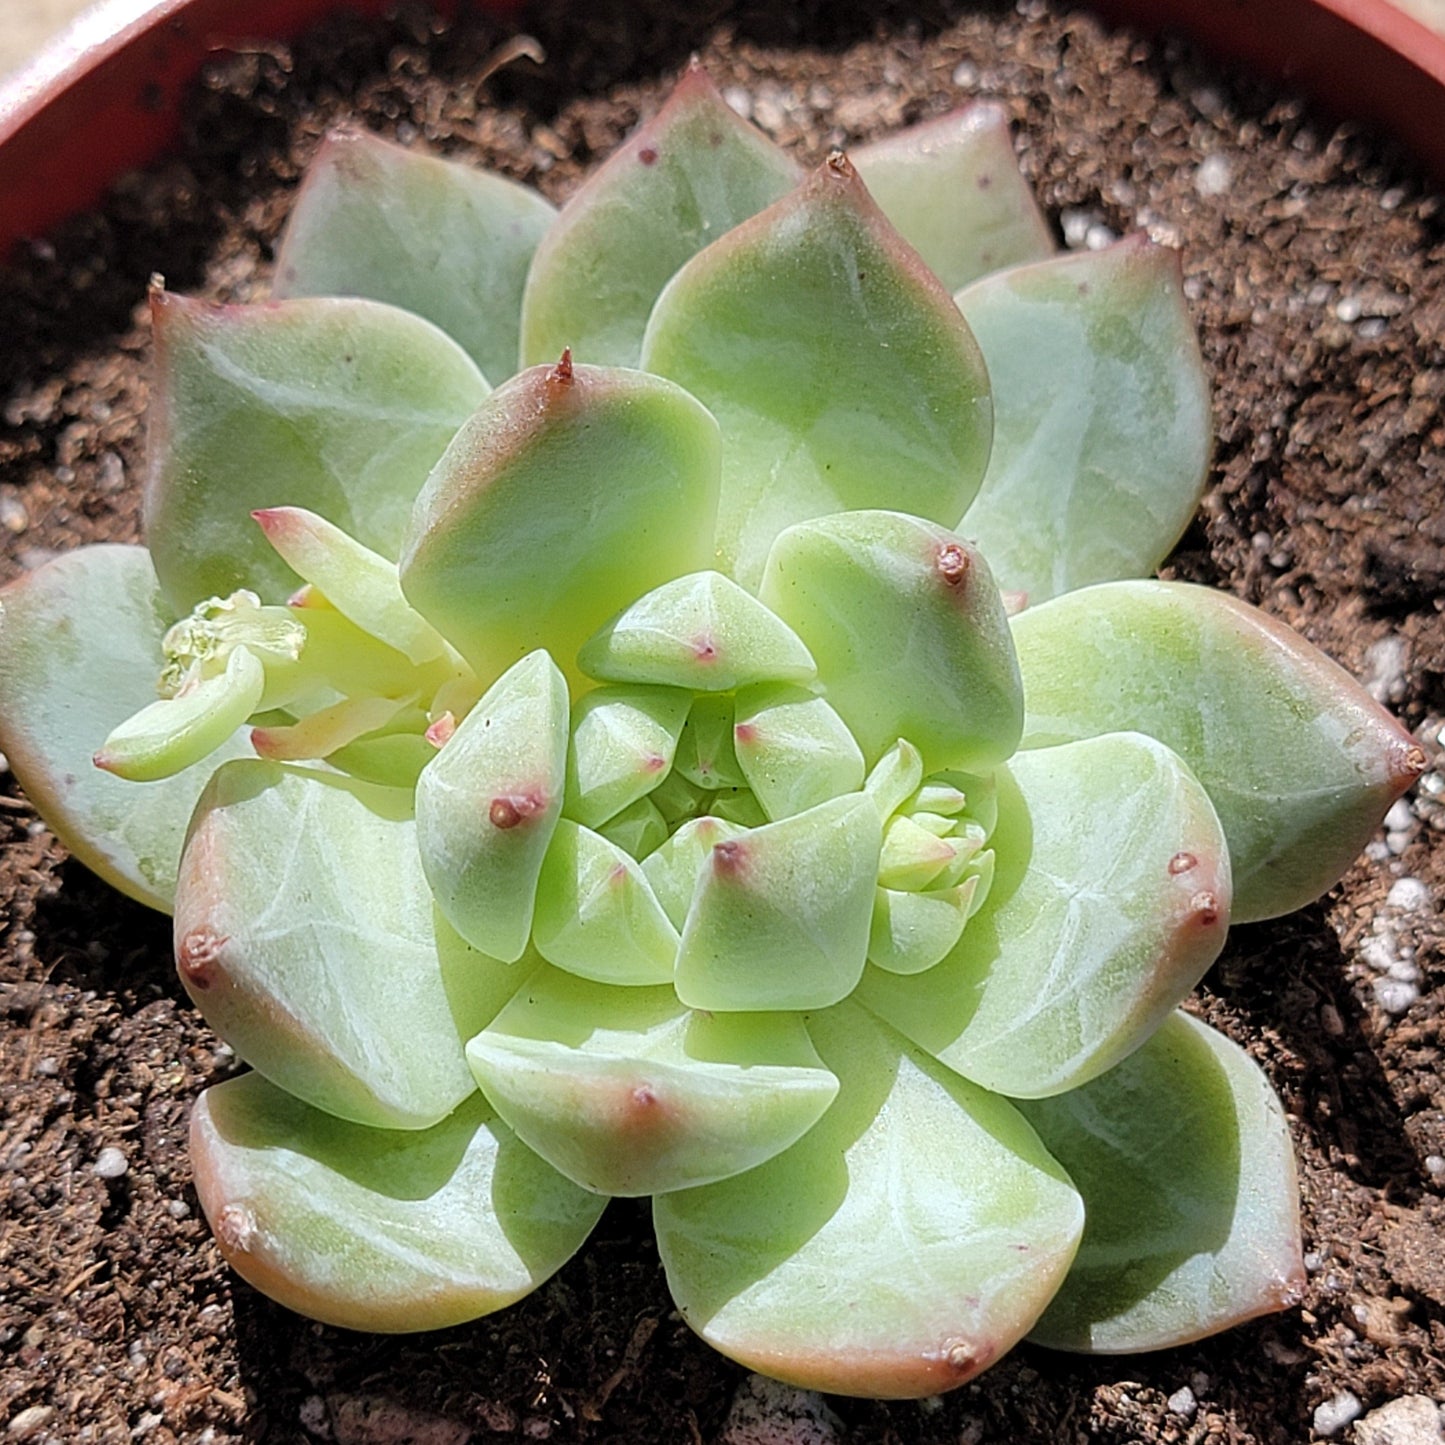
[190,1072,604,1333]
[578,570,816,692]
[1012,580,1425,920]
[674,694,747,790]
[1019,1011,1305,1352]
[174,760,519,1128]
[520,62,801,368]
[275,125,555,384]
[863,739,925,822]
[532,819,679,985]
[640,815,750,930]
[654,1002,1084,1399]
[760,511,1022,771]
[416,651,569,962]
[733,684,865,821]
[0,545,251,910]
[597,795,670,860]
[564,685,691,829]
[252,506,448,663]
[95,644,263,783]
[675,794,882,1011]
[860,732,1231,1098]
[401,363,721,684]
[641,156,993,590]
[955,237,1212,604]
[466,967,838,1196]
[145,291,488,609]
[868,882,976,976]
[878,814,961,891]
[852,102,1054,291]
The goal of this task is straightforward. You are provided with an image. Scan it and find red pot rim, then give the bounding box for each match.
[1,0,1443,256]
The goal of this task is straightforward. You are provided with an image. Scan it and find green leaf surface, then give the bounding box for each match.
[520,62,800,368]
[1012,580,1425,920]
[760,511,1022,771]
[674,694,746,790]
[401,361,720,684]
[532,820,679,985]
[868,883,976,975]
[466,968,838,1196]
[275,125,555,384]
[564,685,691,829]
[733,684,865,821]
[640,815,749,930]
[859,732,1230,1098]
[191,1072,605,1332]
[145,291,488,609]
[852,102,1054,291]
[416,651,569,962]
[174,760,519,1128]
[0,545,251,911]
[674,794,882,1011]
[654,1002,1084,1398]
[955,237,1213,604]
[1018,1011,1304,1352]
[641,155,992,590]
[578,571,816,693]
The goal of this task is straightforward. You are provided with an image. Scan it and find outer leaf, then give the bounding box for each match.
[1018,1011,1305,1352]
[955,237,1212,604]
[674,794,882,1011]
[275,125,555,384]
[520,62,800,368]
[532,820,679,986]
[852,102,1054,291]
[191,1073,605,1332]
[416,651,569,962]
[1012,580,1426,920]
[0,545,251,910]
[641,155,992,590]
[578,571,815,692]
[145,292,488,609]
[174,761,519,1128]
[654,1002,1084,1399]
[400,361,721,682]
[466,968,839,1196]
[859,733,1230,1098]
[760,511,1022,771]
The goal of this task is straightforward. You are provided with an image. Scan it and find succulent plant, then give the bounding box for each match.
[0,66,1425,1400]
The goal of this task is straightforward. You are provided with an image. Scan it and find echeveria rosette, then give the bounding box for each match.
[0,65,1426,1400]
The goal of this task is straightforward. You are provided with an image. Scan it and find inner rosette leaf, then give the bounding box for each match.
[674,793,882,1011]
[564,685,692,829]
[641,154,992,590]
[465,968,839,1196]
[400,361,721,684]
[416,650,569,963]
[760,511,1022,772]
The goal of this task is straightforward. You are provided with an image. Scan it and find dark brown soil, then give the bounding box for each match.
[1,2,1443,1442]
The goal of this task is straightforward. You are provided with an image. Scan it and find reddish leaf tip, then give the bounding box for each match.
[178,926,228,990]
[489,791,547,830]
[936,542,970,587]
[1188,890,1221,927]
[1397,744,1428,787]
[92,749,118,774]
[1168,851,1199,876]
[215,1202,258,1254]
[692,634,719,663]
[733,722,758,746]
[425,712,457,748]
[824,149,856,182]
[711,839,749,877]
[549,348,574,384]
